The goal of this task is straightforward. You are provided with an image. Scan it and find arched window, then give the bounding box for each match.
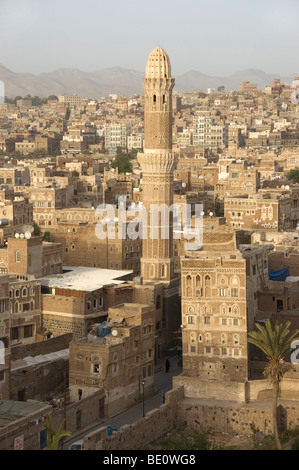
[221,333,227,344]
[156,295,161,309]
[233,305,239,315]
[15,251,21,262]
[150,264,155,278]
[153,94,156,103]
[0,340,4,362]
[196,275,201,287]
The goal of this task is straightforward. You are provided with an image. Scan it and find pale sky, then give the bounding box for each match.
[0,0,299,77]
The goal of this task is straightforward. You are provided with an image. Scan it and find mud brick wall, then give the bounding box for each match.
[10,357,69,401]
[11,333,73,360]
[53,389,105,434]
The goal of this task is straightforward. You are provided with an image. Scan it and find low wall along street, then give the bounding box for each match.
[83,385,299,450]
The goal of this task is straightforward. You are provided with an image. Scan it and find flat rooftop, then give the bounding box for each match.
[0,400,50,426]
[40,266,133,292]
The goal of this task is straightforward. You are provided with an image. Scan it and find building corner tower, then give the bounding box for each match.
[137,47,181,346]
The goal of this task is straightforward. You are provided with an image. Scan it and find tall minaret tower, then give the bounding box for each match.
[138,47,178,284]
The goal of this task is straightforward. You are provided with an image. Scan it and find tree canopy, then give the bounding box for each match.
[287,168,299,183]
[111,154,132,173]
[248,320,299,449]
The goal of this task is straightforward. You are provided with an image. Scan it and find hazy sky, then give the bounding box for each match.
[0,0,299,76]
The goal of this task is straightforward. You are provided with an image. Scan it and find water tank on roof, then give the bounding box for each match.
[0,219,9,226]
[97,321,111,337]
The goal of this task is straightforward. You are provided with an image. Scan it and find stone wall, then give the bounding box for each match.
[11,333,73,360]
[173,375,247,402]
[10,357,68,401]
[53,389,105,435]
[84,404,173,450]
[81,384,299,450]
[84,386,183,450]
[175,398,274,436]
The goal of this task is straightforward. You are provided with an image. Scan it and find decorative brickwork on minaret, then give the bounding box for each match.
[138,47,178,283]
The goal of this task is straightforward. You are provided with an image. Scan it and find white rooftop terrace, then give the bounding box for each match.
[40,266,133,292]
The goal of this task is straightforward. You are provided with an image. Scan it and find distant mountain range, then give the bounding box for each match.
[0,64,295,99]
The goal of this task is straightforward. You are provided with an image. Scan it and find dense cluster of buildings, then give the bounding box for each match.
[1,47,299,449]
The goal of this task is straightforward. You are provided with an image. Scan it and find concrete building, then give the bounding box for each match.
[58,94,84,107]
[104,123,131,152]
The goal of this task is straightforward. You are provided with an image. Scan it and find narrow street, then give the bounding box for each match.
[62,355,182,449]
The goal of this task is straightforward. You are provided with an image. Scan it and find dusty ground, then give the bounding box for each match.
[145,430,274,450]
[209,432,255,450]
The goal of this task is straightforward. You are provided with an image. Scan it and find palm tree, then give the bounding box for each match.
[248,320,299,450]
[46,414,71,450]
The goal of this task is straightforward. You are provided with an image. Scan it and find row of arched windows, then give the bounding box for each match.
[188,332,240,345]
[185,274,240,286]
[10,299,35,313]
[186,304,241,316]
[10,287,35,298]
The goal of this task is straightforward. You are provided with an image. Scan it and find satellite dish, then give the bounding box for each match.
[15,233,20,238]
[20,233,25,239]
[182,182,186,188]
[25,231,31,239]
[200,211,205,216]
[209,212,214,217]
[111,329,118,337]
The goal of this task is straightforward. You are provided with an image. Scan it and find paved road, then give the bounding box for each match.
[63,355,181,449]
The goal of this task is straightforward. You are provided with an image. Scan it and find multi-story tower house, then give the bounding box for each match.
[0,276,11,399]
[137,47,181,340]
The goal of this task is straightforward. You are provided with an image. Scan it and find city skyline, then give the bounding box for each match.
[1,0,299,77]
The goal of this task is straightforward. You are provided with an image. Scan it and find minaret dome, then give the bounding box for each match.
[145,47,171,79]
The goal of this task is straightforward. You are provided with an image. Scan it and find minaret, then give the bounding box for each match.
[137,47,178,283]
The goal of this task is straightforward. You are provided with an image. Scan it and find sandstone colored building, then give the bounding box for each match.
[137,47,181,345]
[40,266,133,339]
[69,302,155,417]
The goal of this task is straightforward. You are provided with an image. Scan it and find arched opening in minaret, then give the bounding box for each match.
[163,95,165,104]
[153,94,156,103]
[150,264,155,278]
